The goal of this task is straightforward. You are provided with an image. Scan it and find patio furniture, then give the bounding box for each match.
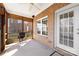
[18,32,25,42]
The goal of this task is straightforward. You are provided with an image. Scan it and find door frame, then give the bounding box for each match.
[54,4,79,55]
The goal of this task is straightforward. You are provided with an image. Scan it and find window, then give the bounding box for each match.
[37,16,48,36]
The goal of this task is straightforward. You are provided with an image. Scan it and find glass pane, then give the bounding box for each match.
[69,16,73,41]
[69,40,73,47]
[60,14,63,19]
[60,15,64,44]
[59,38,63,44]
[69,11,74,17]
[37,20,42,34]
[60,32,64,44]
[69,33,73,40]
[60,18,64,44]
[42,18,48,35]
[69,18,73,25]
[64,32,68,39]
[64,13,68,18]
[64,39,68,46]
[69,26,73,33]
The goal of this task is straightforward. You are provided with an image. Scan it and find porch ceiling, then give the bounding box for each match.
[3,3,53,18]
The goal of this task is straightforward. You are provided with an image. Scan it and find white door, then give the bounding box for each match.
[55,4,79,55]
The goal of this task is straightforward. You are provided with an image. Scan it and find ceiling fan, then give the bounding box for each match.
[29,3,40,11]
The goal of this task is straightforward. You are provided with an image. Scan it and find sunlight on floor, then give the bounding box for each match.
[3,49,18,56]
[6,39,32,48]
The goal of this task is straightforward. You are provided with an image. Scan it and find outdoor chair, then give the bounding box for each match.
[18,32,25,42]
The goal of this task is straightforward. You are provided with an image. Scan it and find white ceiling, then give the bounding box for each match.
[3,3,53,18]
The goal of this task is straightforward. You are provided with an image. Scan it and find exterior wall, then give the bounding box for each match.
[33,3,69,48]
